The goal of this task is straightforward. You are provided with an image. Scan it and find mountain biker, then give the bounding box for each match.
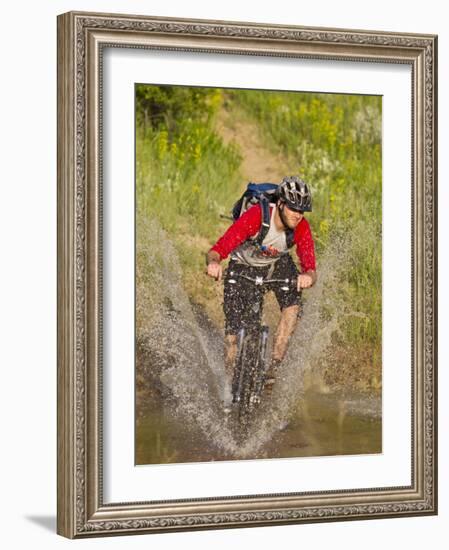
[206,176,317,399]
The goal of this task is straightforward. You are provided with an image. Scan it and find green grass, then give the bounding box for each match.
[136,88,244,321]
[136,116,242,239]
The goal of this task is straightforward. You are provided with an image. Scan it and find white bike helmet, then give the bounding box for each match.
[278,176,312,212]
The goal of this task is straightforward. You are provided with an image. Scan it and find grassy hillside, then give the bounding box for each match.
[136,84,382,393]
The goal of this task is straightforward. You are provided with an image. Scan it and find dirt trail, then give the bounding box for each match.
[215,106,287,183]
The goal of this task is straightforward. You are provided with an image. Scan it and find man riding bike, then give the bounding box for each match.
[206,176,317,401]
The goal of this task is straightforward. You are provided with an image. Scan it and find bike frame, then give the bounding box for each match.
[228,272,297,424]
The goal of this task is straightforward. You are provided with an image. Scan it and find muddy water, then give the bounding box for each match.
[136,390,381,465]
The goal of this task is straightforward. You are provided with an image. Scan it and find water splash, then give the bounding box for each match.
[136,217,350,461]
[137,217,237,454]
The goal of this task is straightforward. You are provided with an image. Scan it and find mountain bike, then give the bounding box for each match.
[228,271,297,426]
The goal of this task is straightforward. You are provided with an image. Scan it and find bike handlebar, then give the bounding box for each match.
[227,271,297,289]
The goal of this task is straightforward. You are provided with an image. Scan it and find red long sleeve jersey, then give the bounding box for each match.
[210,204,316,272]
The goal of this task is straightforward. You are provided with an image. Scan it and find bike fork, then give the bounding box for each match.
[231,328,246,404]
[251,326,269,403]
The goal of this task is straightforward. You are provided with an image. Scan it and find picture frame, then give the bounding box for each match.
[57,10,438,538]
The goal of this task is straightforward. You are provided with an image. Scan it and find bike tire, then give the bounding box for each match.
[231,328,246,406]
[231,324,271,430]
[251,326,269,402]
[236,330,262,425]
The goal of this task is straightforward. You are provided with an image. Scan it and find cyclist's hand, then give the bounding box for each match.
[297,274,313,290]
[206,261,223,281]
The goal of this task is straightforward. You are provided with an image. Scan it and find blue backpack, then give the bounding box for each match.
[231,182,294,248]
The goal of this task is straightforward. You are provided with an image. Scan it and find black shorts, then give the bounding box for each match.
[223,255,301,335]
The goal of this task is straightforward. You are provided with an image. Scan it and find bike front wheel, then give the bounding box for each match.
[231,326,269,427]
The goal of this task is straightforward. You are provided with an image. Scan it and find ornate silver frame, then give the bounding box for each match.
[57,11,438,538]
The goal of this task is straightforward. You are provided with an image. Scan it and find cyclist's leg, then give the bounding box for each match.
[272,304,300,363]
[224,334,238,383]
[265,255,301,388]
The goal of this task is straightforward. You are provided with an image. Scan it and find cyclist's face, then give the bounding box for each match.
[282,204,304,228]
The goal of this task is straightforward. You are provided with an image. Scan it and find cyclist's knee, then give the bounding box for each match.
[225,334,238,346]
[225,334,238,354]
[281,304,300,322]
